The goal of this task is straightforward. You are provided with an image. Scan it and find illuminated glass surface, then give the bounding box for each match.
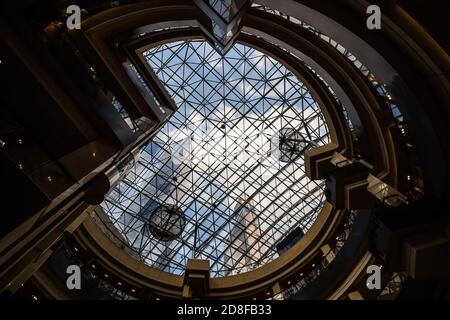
[100,40,330,277]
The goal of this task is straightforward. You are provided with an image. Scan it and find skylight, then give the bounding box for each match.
[100,40,330,277]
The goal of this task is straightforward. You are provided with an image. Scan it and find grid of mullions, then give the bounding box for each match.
[209,0,234,21]
[101,40,330,277]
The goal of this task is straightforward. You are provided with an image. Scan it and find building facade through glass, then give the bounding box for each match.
[100,40,330,277]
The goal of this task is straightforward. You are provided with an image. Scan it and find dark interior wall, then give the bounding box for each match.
[397,0,450,54]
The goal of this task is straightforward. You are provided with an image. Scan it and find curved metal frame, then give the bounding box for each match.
[64,0,426,299]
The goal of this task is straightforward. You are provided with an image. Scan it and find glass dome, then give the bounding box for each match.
[100,40,330,277]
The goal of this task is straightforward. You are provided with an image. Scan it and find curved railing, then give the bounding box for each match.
[271,211,356,300]
[377,272,408,300]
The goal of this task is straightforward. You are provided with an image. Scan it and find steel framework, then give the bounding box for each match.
[100,40,330,277]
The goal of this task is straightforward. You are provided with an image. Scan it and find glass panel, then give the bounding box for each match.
[100,40,330,277]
